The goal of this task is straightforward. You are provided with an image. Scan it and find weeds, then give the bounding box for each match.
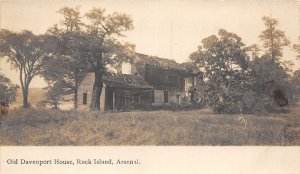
[0,107,299,145]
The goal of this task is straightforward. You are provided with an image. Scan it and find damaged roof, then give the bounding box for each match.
[136,53,200,74]
[103,72,153,89]
[136,53,180,69]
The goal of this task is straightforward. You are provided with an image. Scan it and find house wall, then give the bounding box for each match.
[153,90,164,104]
[77,73,106,111]
[153,90,189,105]
[145,64,185,91]
[134,60,146,77]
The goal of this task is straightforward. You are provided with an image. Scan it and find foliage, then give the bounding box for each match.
[292,69,300,99]
[294,36,300,60]
[190,16,293,114]
[256,16,293,107]
[49,7,136,111]
[41,55,87,109]
[0,73,18,103]
[190,29,250,113]
[247,56,292,113]
[0,30,51,107]
[259,16,290,61]
[44,7,88,109]
[43,81,69,109]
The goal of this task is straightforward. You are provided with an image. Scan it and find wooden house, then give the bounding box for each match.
[77,53,202,111]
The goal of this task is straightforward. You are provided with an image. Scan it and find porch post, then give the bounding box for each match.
[112,91,115,110]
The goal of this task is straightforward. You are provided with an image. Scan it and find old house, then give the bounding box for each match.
[77,53,202,111]
[135,53,202,106]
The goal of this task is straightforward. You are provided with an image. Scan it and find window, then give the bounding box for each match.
[83,93,87,105]
[164,91,168,103]
[122,62,132,74]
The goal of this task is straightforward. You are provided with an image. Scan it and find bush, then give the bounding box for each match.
[0,73,18,103]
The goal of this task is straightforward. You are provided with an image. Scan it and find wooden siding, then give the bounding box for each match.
[153,90,190,105]
[144,64,185,91]
[77,73,106,111]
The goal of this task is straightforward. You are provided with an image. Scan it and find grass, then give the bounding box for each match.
[1,106,300,146]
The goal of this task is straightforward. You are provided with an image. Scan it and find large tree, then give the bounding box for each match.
[190,29,250,113]
[259,16,290,61]
[259,16,292,104]
[44,7,88,109]
[245,16,292,111]
[0,30,50,107]
[85,8,135,111]
[50,7,135,111]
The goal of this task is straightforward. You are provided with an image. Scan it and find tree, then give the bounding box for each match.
[247,56,291,112]
[0,30,50,107]
[0,72,18,103]
[259,16,290,61]
[294,36,300,60]
[257,16,293,107]
[44,7,88,109]
[85,8,135,111]
[65,7,135,111]
[292,36,300,101]
[41,55,87,109]
[245,44,261,60]
[45,81,66,109]
[57,6,82,32]
[190,29,250,113]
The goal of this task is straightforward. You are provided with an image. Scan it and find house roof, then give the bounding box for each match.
[136,53,201,74]
[136,53,182,70]
[103,72,153,89]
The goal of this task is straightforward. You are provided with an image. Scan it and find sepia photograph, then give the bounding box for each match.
[0,0,300,146]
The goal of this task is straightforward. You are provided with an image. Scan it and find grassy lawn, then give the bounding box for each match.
[0,106,300,145]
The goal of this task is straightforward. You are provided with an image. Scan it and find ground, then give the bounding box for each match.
[1,105,300,145]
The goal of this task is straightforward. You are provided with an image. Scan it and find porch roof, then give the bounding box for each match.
[103,72,153,90]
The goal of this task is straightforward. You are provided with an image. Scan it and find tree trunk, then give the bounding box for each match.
[74,86,78,109]
[22,87,29,108]
[74,78,78,109]
[90,71,103,111]
[54,100,59,109]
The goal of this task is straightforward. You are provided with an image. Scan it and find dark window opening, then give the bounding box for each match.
[164,91,168,103]
[83,93,87,105]
[152,90,155,103]
[177,94,180,104]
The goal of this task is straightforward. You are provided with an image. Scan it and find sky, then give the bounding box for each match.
[0,0,299,88]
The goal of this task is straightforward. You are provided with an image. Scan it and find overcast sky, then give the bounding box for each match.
[0,0,299,87]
